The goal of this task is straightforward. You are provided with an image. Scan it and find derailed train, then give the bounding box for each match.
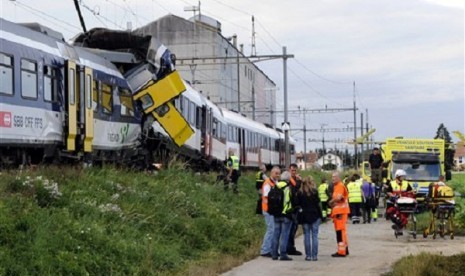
[0,18,295,169]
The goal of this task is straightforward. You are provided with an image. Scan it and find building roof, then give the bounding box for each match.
[455,142,465,157]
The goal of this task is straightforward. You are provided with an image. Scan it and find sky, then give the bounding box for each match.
[1,0,464,153]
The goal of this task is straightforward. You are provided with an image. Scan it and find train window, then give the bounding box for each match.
[174,97,180,109]
[43,65,58,102]
[101,83,113,114]
[195,106,201,129]
[85,74,92,109]
[92,80,99,111]
[21,59,38,99]
[222,123,227,140]
[69,68,75,105]
[119,88,134,117]
[212,119,218,138]
[189,101,196,125]
[183,97,189,118]
[0,53,13,95]
[139,94,153,111]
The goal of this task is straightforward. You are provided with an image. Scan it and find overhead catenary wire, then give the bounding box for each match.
[12,0,81,33]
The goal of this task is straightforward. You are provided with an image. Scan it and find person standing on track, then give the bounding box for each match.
[368,147,384,187]
[225,150,240,194]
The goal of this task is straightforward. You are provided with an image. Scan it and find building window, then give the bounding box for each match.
[21,59,38,99]
[0,53,13,95]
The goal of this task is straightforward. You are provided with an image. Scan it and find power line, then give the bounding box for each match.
[13,1,81,33]
[293,59,352,85]
[80,0,124,29]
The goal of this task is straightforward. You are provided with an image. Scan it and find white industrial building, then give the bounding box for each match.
[134,14,277,126]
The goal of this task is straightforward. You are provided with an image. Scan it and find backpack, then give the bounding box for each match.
[267,185,285,216]
[436,185,454,199]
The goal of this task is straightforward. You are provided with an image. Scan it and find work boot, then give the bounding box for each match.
[331,253,346,257]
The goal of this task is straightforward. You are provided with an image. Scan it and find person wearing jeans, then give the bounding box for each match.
[271,171,293,261]
[295,176,324,261]
[303,218,321,260]
[260,166,280,257]
[272,216,292,260]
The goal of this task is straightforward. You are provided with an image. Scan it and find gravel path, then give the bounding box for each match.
[223,211,465,276]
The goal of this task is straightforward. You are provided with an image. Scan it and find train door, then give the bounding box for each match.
[65,61,93,153]
[240,128,246,166]
[200,105,209,157]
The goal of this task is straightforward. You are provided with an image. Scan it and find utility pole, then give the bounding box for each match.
[283,46,290,168]
[353,82,358,169]
[360,112,364,161]
[298,106,308,170]
[236,41,241,113]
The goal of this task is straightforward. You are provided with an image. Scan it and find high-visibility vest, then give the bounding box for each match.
[277,181,292,215]
[347,180,363,203]
[256,171,264,188]
[390,180,410,193]
[318,183,329,202]
[331,182,350,215]
[261,178,275,212]
[228,156,240,170]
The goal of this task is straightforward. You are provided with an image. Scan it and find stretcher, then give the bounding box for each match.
[422,199,455,239]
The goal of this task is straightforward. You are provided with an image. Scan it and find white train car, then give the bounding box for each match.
[150,80,227,169]
[222,108,292,168]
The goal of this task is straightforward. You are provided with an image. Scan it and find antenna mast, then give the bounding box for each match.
[251,16,257,56]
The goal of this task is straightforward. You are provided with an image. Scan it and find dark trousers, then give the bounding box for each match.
[349,203,362,221]
[287,220,298,253]
[224,170,239,193]
[362,202,375,223]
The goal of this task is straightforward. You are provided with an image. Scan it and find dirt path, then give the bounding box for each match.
[223,211,465,276]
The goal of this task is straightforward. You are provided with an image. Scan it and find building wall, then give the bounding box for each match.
[134,14,277,126]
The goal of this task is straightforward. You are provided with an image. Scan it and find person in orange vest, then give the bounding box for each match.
[287,163,303,256]
[328,171,350,257]
[259,166,281,257]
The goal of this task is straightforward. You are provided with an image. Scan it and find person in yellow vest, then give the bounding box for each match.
[255,164,268,214]
[225,150,240,194]
[328,171,350,257]
[386,169,413,235]
[318,177,331,221]
[347,174,363,224]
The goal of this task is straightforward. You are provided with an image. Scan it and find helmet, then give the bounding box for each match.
[395,169,407,178]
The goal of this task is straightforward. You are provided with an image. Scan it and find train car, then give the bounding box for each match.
[0,18,141,166]
[221,108,294,168]
[148,80,227,170]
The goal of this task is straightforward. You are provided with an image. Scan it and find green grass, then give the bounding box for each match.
[384,253,465,276]
[0,165,266,275]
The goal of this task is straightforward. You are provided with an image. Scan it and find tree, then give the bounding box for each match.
[434,123,455,172]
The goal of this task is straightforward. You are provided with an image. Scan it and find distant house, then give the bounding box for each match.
[454,142,465,170]
[296,151,319,170]
[316,153,343,171]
